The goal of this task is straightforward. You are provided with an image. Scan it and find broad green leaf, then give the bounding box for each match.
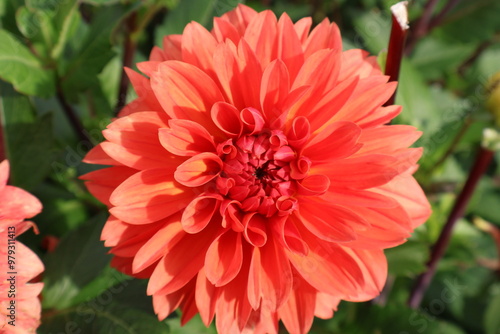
[0,81,55,189]
[484,284,500,334]
[60,6,122,99]
[42,213,112,309]
[16,6,57,59]
[0,30,55,97]
[385,240,430,276]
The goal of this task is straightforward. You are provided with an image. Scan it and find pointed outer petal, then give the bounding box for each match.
[277,13,304,81]
[303,121,362,162]
[147,222,223,295]
[123,68,163,114]
[247,308,279,334]
[132,212,183,273]
[179,284,198,325]
[158,119,216,157]
[174,152,223,187]
[314,292,340,319]
[323,187,399,209]
[340,198,412,249]
[295,200,370,243]
[182,22,217,76]
[0,160,8,190]
[221,4,258,35]
[240,107,265,135]
[286,116,310,149]
[215,246,253,333]
[11,241,44,282]
[278,278,316,334]
[136,61,161,77]
[101,215,128,247]
[213,17,241,44]
[297,174,330,196]
[339,49,381,81]
[327,81,398,129]
[152,289,184,321]
[260,59,290,125]
[181,194,222,234]
[220,200,245,232]
[357,104,402,129]
[296,76,358,134]
[101,112,182,170]
[247,235,293,311]
[111,255,156,279]
[81,166,138,206]
[110,220,163,257]
[0,186,42,221]
[291,49,340,93]
[287,234,366,298]
[211,102,243,138]
[242,213,268,247]
[273,85,311,130]
[162,34,183,60]
[339,247,387,301]
[271,216,309,256]
[294,17,312,44]
[205,230,243,286]
[373,173,431,229]
[312,154,398,189]
[83,144,120,165]
[150,61,225,134]
[243,10,277,67]
[196,269,220,326]
[150,46,167,61]
[304,19,342,58]
[109,168,195,224]
[356,125,422,156]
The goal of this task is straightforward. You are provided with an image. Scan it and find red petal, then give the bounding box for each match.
[297,174,330,196]
[181,194,222,233]
[243,10,277,67]
[0,185,42,221]
[303,19,342,58]
[151,61,224,134]
[182,22,217,76]
[174,153,222,187]
[247,235,292,311]
[211,102,243,137]
[81,166,137,206]
[303,121,362,162]
[205,230,243,286]
[277,13,304,81]
[260,59,290,126]
[195,269,219,326]
[110,168,195,224]
[279,278,316,334]
[159,119,216,157]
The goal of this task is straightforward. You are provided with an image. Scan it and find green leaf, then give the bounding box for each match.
[0,30,56,97]
[484,284,500,334]
[60,6,122,99]
[385,240,430,276]
[42,213,112,309]
[39,279,169,334]
[0,81,55,189]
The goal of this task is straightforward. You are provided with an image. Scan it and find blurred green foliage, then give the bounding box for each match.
[1,0,500,333]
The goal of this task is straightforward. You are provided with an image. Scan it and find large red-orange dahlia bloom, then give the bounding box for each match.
[82,4,431,334]
[0,160,44,334]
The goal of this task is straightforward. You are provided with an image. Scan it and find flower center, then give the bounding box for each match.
[215,130,301,217]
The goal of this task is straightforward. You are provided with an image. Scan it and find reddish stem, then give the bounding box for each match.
[408,147,495,309]
[384,1,409,106]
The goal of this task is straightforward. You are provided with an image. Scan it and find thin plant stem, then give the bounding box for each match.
[115,12,137,115]
[384,1,409,107]
[56,85,93,145]
[404,0,439,54]
[428,0,461,30]
[408,146,495,309]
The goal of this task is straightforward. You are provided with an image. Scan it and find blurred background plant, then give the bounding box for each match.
[1,0,499,333]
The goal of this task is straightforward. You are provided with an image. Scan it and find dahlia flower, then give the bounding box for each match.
[0,160,44,333]
[82,4,431,333]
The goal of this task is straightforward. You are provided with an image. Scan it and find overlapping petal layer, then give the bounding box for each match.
[82,5,431,334]
[0,160,44,333]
